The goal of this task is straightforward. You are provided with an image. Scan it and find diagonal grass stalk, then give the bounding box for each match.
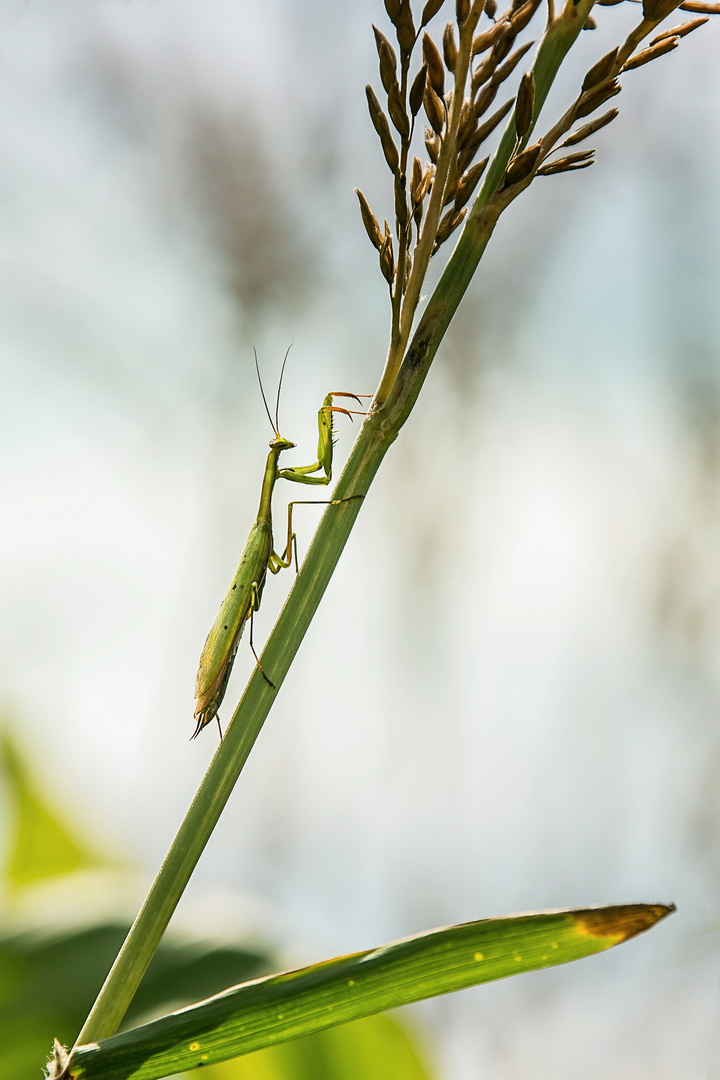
[69,0,691,1058]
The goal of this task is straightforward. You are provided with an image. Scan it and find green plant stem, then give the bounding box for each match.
[71,0,595,1056]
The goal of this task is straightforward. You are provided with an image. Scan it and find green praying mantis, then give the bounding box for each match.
[193,351,367,738]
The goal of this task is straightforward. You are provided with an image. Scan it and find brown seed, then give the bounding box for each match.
[355,189,384,250]
[474,94,514,134]
[421,0,447,24]
[397,0,417,53]
[409,64,429,116]
[424,82,446,134]
[366,85,401,173]
[425,126,441,162]
[622,35,679,69]
[490,40,534,87]
[583,15,598,28]
[596,0,624,5]
[510,0,541,33]
[485,0,498,16]
[472,54,496,94]
[443,22,458,72]
[562,107,619,146]
[453,157,489,209]
[411,156,424,202]
[581,47,618,92]
[472,18,510,55]
[678,0,720,11]
[388,81,411,137]
[575,78,621,119]
[434,206,467,247]
[456,0,471,23]
[379,224,395,283]
[503,141,542,186]
[373,26,398,94]
[650,16,708,42]
[491,27,517,63]
[537,158,595,175]
[423,32,446,95]
[455,114,477,155]
[514,71,535,138]
[472,82,499,123]
[394,175,409,228]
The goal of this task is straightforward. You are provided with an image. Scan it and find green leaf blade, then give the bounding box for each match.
[67,903,673,1080]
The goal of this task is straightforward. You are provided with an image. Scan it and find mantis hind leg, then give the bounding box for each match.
[248,579,276,690]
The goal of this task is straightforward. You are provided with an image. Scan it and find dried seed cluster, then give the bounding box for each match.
[527,0,717,186]
[359,0,716,390]
[357,0,547,293]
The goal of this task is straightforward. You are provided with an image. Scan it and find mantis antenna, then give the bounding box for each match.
[253,347,276,435]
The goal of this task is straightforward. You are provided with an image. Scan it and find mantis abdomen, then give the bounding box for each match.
[193,521,272,734]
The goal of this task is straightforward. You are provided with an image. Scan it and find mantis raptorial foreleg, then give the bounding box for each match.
[192,354,368,739]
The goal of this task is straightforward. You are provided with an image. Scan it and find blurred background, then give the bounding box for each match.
[0,0,719,1077]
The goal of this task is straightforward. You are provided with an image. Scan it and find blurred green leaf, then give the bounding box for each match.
[0,732,101,888]
[0,923,269,1080]
[191,1014,433,1080]
[68,903,673,1080]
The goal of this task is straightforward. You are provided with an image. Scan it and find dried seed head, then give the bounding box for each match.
[355,189,385,250]
[490,27,516,63]
[411,155,424,200]
[537,156,595,175]
[423,32,446,95]
[474,94,514,135]
[650,15,708,42]
[385,0,402,22]
[388,81,411,137]
[453,156,489,209]
[583,15,598,28]
[503,140,542,186]
[422,0,447,23]
[425,126,441,161]
[575,78,621,119]
[549,148,595,165]
[373,26,399,93]
[379,226,395,283]
[510,0,541,33]
[491,41,534,88]
[581,48,619,92]
[472,83,499,123]
[485,0,498,15]
[456,0,471,23]
[443,22,458,71]
[457,98,475,143]
[514,71,535,138]
[424,82,446,133]
[563,107,619,146]
[366,85,401,173]
[643,0,683,18]
[678,0,720,12]
[397,0,417,53]
[409,63,429,115]
[434,206,467,248]
[472,54,496,94]
[623,36,680,69]
[472,18,510,55]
